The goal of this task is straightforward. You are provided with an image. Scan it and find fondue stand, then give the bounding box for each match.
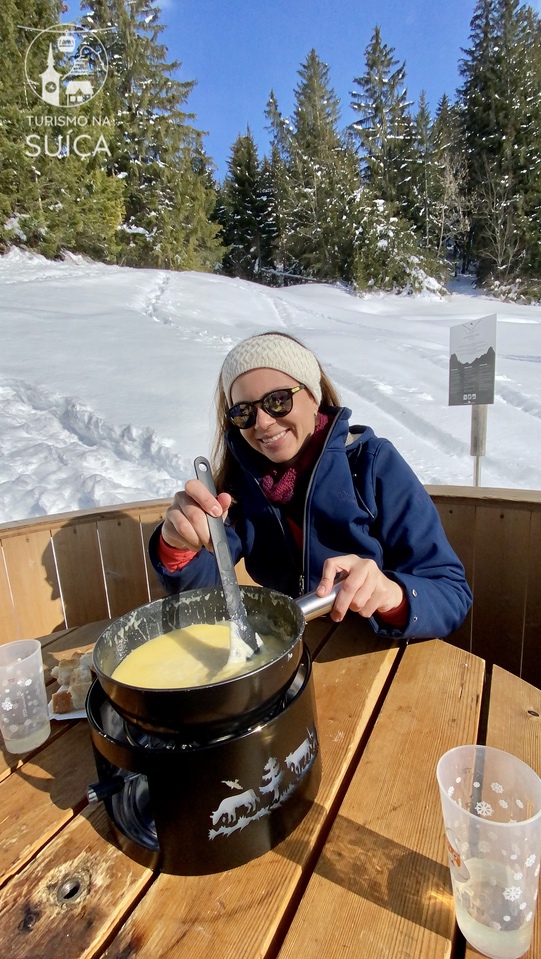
[0,614,540,959]
[87,646,320,875]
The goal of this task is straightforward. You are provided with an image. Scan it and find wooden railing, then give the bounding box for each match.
[427,486,541,686]
[1,487,540,685]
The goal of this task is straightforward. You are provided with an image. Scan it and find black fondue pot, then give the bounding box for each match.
[92,583,338,739]
[88,584,339,874]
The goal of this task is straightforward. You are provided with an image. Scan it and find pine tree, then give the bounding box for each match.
[0,0,126,259]
[431,95,471,271]
[349,26,413,206]
[351,190,439,294]
[0,0,65,251]
[260,139,291,284]
[219,130,274,281]
[81,0,223,270]
[459,0,541,288]
[409,92,435,247]
[264,97,297,282]
[267,50,362,283]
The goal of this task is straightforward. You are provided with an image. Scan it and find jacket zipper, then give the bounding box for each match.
[250,474,300,571]
[229,407,348,595]
[301,410,342,594]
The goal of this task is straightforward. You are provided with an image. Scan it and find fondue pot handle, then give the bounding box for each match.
[296,576,345,621]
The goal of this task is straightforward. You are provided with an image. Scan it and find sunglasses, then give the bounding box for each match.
[226,384,307,430]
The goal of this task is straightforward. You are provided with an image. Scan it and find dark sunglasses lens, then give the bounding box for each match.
[228,404,256,429]
[262,389,294,416]
[227,388,298,429]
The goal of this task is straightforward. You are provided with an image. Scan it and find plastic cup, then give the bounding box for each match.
[437,745,541,959]
[0,640,51,754]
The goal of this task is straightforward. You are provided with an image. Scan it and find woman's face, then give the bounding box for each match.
[230,368,319,464]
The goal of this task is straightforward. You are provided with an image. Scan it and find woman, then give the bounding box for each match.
[149,332,472,638]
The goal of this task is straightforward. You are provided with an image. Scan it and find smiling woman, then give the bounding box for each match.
[149,331,473,641]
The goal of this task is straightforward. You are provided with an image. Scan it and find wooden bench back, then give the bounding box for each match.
[0,502,168,643]
[1,487,540,685]
[428,486,541,685]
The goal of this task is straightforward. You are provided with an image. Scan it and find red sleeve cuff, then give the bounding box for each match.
[158,534,198,572]
[376,593,409,628]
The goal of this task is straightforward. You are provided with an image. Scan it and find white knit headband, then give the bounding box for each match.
[221,333,322,406]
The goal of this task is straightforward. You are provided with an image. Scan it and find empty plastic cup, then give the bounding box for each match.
[0,640,51,753]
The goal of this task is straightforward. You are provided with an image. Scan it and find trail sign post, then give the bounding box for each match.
[449,315,497,486]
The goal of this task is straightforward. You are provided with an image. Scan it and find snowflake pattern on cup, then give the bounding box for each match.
[441,751,540,933]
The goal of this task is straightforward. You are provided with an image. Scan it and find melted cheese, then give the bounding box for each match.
[111,622,284,689]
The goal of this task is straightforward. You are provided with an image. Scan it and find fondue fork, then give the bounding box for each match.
[194,457,262,663]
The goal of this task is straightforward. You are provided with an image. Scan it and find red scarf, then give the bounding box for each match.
[260,412,330,505]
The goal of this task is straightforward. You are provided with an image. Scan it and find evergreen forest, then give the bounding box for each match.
[2,0,541,299]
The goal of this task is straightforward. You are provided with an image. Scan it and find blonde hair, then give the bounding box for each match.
[211,332,340,493]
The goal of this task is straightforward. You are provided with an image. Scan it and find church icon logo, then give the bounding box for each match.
[24,24,108,108]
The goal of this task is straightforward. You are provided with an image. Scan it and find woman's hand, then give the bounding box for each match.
[316,554,404,622]
[161,480,232,552]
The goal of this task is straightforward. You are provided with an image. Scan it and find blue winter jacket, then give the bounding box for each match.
[149,407,472,640]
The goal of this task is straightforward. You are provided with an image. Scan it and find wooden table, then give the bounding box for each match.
[0,614,539,959]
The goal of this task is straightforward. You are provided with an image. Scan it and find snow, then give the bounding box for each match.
[1,249,540,524]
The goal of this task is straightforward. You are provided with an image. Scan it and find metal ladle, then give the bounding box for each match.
[194,456,261,663]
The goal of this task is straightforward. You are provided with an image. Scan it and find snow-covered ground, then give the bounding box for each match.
[1,249,540,524]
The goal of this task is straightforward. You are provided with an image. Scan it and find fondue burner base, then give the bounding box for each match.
[87,648,321,875]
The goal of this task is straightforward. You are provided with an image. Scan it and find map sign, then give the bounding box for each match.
[449,314,497,407]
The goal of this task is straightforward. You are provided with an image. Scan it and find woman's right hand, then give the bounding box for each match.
[161,480,232,552]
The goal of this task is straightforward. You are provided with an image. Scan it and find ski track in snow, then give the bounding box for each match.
[0,379,191,518]
[141,269,171,324]
[140,271,272,353]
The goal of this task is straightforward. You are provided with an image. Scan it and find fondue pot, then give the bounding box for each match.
[93,585,309,738]
[87,582,341,875]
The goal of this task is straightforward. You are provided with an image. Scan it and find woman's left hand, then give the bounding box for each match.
[316,555,404,622]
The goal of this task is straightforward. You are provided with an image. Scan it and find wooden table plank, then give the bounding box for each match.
[95,620,400,959]
[0,723,96,886]
[0,719,83,785]
[0,804,155,959]
[275,640,486,959]
[485,666,541,775]
[464,666,541,959]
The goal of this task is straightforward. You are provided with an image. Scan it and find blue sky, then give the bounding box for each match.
[65,1,482,179]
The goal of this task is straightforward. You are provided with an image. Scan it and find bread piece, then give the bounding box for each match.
[68,682,90,710]
[51,686,74,714]
[71,665,92,684]
[51,657,80,685]
[50,648,95,713]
